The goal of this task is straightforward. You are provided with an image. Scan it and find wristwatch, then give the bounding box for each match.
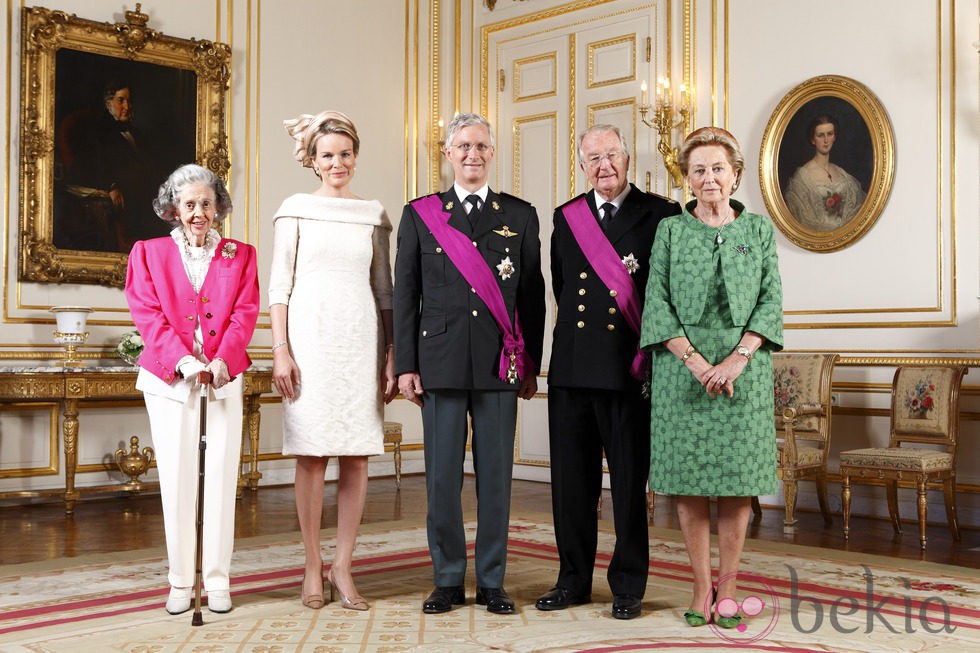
[736,345,753,362]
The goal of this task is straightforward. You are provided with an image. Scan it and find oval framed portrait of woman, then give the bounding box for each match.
[759,75,895,252]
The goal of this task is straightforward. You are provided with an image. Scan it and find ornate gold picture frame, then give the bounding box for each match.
[759,75,894,252]
[18,5,230,288]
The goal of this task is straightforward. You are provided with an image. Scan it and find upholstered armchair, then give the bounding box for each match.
[840,365,967,550]
[752,353,839,529]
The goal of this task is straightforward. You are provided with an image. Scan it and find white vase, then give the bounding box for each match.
[50,306,92,366]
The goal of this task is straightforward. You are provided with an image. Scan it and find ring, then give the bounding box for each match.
[719,377,726,384]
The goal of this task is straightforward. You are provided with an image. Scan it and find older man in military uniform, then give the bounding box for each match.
[536,124,679,620]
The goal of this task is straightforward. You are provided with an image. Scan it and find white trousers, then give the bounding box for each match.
[144,376,243,591]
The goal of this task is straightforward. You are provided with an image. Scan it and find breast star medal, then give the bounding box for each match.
[493,225,519,238]
[496,255,515,280]
[621,252,640,275]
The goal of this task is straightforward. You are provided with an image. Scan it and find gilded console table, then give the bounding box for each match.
[0,366,273,514]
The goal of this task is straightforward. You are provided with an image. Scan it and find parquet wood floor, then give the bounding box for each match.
[1,475,978,568]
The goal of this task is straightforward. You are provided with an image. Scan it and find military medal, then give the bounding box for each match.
[492,200,501,211]
[496,255,515,280]
[621,252,639,275]
[444,200,454,211]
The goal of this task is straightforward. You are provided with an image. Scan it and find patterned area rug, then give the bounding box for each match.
[1,513,978,652]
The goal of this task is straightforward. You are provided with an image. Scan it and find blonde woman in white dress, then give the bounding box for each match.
[784,115,866,231]
[268,111,397,611]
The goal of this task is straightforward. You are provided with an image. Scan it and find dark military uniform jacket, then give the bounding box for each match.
[548,184,679,391]
[393,188,546,391]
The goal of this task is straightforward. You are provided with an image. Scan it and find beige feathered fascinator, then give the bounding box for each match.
[283,110,356,168]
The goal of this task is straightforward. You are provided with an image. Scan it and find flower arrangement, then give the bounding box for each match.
[824,191,844,218]
[904,377,935,419]
[116,330,144,366]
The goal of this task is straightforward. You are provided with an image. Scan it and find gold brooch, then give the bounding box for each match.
[444,200,454,210]
[492,200,501,211]
[493,225,519,238]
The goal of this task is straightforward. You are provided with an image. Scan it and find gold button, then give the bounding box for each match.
[609,290,617,298]
[579,272,588,280]
[472,310,478,317]
[505,247,510,253]
[422,330,428,336]
[578,288,586,296]
[472,241,478,247]
[436,247,443,253]
[576,321,585,328]
[577,305,585,312]
[471,287,476,293]
[186,315,194,320]
[607,324,615,331]
[608,307,617,315]
[201,296,209,303]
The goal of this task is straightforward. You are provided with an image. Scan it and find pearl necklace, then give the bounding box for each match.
[171,227,218,292]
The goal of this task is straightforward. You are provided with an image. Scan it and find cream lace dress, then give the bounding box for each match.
[268,194,392,456]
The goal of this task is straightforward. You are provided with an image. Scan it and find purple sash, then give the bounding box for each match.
[411,194,530,384]
[561,196,650,381]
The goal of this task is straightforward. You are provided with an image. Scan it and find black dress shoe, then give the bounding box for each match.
[422,585,465,614]
[535,586,591,611]
[612,594,642,620]
[475,586,515,614]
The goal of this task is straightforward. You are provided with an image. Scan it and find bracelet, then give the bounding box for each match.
[271,341,288,352]
[680,345,696,362]
[385,344,394,350]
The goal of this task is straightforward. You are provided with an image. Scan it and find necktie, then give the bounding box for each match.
[465,194,482,227]
[599,202,616,231]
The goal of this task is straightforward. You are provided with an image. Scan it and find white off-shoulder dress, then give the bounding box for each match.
[268,194,393,456]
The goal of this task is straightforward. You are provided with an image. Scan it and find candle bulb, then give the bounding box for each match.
[641,80,648,106]
[680,83,688,107]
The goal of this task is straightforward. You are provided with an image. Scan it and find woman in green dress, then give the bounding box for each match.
[640,127,783,628]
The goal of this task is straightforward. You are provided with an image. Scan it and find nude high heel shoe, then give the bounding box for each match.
[301,563,324,609]
[326,568,369,611]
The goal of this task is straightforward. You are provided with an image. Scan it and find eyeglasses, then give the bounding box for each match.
[585,151,623,168]
[452,143,493,153]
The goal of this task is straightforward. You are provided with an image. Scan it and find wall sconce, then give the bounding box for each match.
[436,118,446,150]
[638,78,690,188]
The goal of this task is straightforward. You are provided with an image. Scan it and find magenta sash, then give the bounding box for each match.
[561,197,650,381]
[411,194,530,384]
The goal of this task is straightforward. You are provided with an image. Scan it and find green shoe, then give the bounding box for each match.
[683,609,708,626]
[715,613,742,629]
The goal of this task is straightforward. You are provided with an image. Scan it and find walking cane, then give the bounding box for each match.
[191,370,213,627]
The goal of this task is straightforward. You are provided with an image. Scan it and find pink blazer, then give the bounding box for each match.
[125,236,259,384]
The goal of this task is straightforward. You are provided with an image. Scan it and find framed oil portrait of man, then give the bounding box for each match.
[18,5,230,288]
[759,75,895,252]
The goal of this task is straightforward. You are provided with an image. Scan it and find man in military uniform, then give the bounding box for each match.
[536,124,679,620]
[393,113,545,615]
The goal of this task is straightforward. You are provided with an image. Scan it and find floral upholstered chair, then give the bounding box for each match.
[840,365,967,550]
[753,353,838,530]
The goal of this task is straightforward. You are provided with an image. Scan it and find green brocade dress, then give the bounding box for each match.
[640,201,783,496]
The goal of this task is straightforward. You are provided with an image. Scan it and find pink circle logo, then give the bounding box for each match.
[709,573,780,644]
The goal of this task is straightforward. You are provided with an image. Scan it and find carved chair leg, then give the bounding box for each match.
[815,472,832,526]
[943,478,960,541]
[841,474,851,540]
[783,479,799,529]
[886,480,902,535]
[916,479,928,550]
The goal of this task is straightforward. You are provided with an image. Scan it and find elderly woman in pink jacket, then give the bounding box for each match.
[125,163,259,616]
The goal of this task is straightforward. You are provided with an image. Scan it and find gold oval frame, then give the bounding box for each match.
[759,75,894,252]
